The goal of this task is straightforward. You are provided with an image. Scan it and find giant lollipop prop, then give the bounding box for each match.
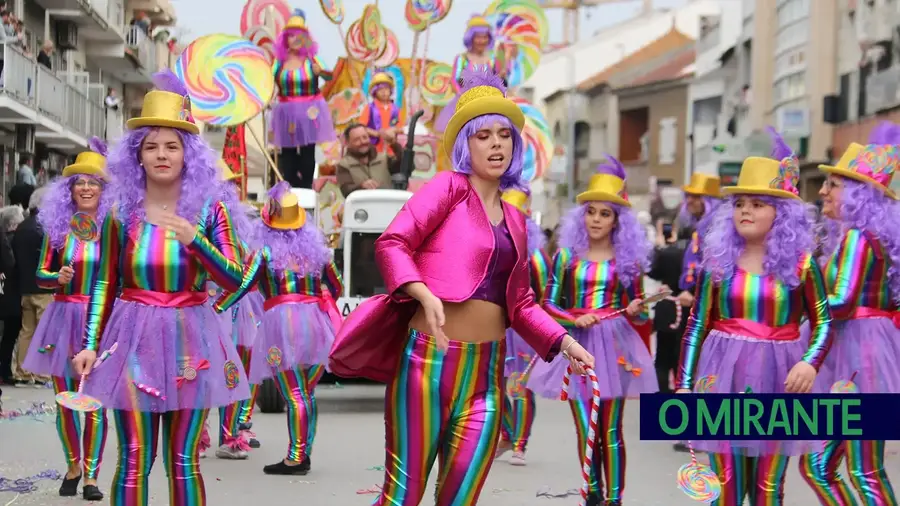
[831,371,859,393]
[510,96,552,181]
[675,375,721,503]
[560,364,601,506]
[68,212,99,268]
[240,0,291,36]
[405,0,453,117]
[484,0,550,87]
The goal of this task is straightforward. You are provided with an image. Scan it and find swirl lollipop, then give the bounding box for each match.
[485,0,550,87]
[70,212,99,242]
[373,28,400,68]
[266,346,283,367]
[319,0,345,24]
[360,4,384,51]
[677,459,721,503]
[831,371,860,393]
[405,0,453,32]
[694,375,718,393]
[506,354,539,399]
[56,371,103,412]
[345,21,379,62]
[510,96,552,181]
[174,34,275,126]
[242,25,275,64]
[240,0,291,37]
[420,61,455,106]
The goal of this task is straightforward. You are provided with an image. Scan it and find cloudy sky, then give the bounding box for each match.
[171,0,688,67]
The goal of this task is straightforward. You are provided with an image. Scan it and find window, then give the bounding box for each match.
[777,0,810,27]
[658,117,677,165]
[775,20,809,52]
[775,48,807,78]
[773,72,807,103]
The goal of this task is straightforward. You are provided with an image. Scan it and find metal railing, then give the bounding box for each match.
[0,43,107,144]
[127,25,157,72]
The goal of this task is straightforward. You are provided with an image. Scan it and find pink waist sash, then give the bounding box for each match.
[278,94,323,103]
[264,293,343,331]
[120,289,208,308]
[54,294,89,303]
[852,306,900,327]
[711,318,800,341]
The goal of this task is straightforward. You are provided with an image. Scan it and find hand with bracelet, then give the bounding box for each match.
[560,335,594,375]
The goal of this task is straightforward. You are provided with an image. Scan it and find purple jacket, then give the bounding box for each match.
[329,171,566,382]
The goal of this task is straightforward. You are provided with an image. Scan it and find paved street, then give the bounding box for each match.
[2,384,898,505]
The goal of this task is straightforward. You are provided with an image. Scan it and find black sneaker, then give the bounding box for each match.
[59,473,81,496]
[673,442,691,453]
[248,438,260,449]
[83,485,104,501]
[586,494,603,506]
[263,456,310,475]
[238,421,253,431]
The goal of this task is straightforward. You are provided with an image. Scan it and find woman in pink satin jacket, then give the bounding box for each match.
[329,69,594,505]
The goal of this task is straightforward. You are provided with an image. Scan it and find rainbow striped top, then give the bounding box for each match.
[451,52,501,93]
[529,249,550,303]
[676,254,833,390]
[824,229,895,320]
[680,231,702,292]
[541,248,649,329]
[82,200,243,351]
[36,232,104,296]
[214,246,343,313]
[274,56,333,97]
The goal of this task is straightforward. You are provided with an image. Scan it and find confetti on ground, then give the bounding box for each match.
[0,469,61,493]
[366,466,384,471]
[0,402,56,422]
[535,486,580,498]
[356,484,382,494]
[292,480,316,484]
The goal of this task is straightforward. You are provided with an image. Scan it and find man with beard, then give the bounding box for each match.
[336,123,403,197]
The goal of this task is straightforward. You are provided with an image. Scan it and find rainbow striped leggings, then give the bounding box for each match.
[707,452,790,506]
[218,344,258,446]
[52,376,108,480]
[271,364,326,462]
[109,409,209,506]
[501,389,536,453]
[799,440,898,506]
[570,397,626,503]
[374,329,505,506]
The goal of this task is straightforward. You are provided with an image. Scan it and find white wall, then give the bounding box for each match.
[693,2,742,78]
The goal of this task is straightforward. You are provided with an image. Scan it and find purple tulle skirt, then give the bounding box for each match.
[691,328,813,456]
[802,317,900,393]
[233,290,264,348]
[504,329,538,377]
[433,95,459,134]
[249,301,336,383]
[527,316,657,400]
[270,96,337,148]
[22,299,86,378]
[84,301,251,412]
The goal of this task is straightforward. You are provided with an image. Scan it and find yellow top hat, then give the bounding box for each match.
[263,191,307,230]
[467,15,491,30]
[285,9,307,30]
[577,174,630,207]
[682,173,722,198]
[126,89,200,135]
[370,72,394,90]
[722,156,802,201]
[442,84,524,159]
[217,159,240,182]
[62,151,108,180]
[819,142,900,199]
[502,189,530,215]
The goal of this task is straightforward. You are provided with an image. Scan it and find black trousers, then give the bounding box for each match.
[277,145,316,189]
[654,330,682,393]
[0,314,22,382]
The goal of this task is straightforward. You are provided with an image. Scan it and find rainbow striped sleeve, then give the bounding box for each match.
[800,253,833,369]
[827,229,873,320]
[313,56,333,81]
[542,248,577,329]
[676,269,716,390]
[679,231,701,292]
[450,54,465,93]
[214,247,265,313]
[321,259,343,299]
[35,235,59,289]
[529,249,550,303]
[187,201,243,292]
[625,275,650,324]
[83,217,121,352]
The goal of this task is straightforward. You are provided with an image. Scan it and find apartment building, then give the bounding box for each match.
[0,0,175,201]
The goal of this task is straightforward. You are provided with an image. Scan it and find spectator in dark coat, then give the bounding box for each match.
[0,206,23,384]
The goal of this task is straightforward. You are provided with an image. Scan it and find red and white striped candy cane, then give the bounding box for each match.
[561,364,600,506]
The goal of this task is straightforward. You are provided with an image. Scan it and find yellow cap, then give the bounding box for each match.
[263,191,307,230]
[467,15,491,30]
[722,156,802,201]
[819,142,899,199]
[370,72,394,90]
[442,85,524,159]
[682,173,722,198]
[502,189,530,215]
[577,173,630,207]
[62,151,108,180]
[285,11,307,31]
[126,89,199,134]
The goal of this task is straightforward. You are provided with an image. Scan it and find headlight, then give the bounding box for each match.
[354,209,368,223]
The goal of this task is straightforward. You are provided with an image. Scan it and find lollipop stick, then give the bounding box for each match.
[849,371,858,382]
[246,125,284,182]
[77,372,87,393]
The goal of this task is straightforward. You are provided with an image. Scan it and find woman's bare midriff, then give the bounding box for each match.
[409,299,507,343]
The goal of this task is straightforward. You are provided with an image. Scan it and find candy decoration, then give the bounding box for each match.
[239,0,291,37]
[37,344,55,354]
[677,455,721,503]
[70,212,99,242]
[93,342,118,370]
[560,364,601,506]
[56,373,103,412]
[345,20,379,62]
[224,360,241,389]
[319,0,345,24]
[831,371,859,393]
[133,381,166,400]
[360,4,384,51]
[420,61,455,106]
[694,375,718,393]
[405,0,453,32]
[327,87,367,125]
[373,28,400,68]
[174,34,275,126]
[616,356,642,376]
[506,354,539,399]
[0,402,57,422]
[242,24,275,64]
[484,0,550,86]
[266,346,283,367]
[510,96,551,182]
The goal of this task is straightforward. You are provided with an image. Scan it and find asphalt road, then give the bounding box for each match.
[1,384,898,505]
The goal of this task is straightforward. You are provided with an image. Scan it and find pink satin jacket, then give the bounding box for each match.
[329,171,567,382]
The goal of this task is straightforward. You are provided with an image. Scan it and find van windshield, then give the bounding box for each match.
[348,232,386,297]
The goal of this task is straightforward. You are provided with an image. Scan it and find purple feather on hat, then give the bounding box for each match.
[458,67,507,96]
[867,121,900,145]
[151,69,189,97]
[88,136,108,157]
[267,180,291,201]
[766,126,794,161]
[596,153,626,180]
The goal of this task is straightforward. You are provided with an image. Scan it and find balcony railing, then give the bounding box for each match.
[0,43,107,144]
[127,25,157,72]
[696,24,721,56]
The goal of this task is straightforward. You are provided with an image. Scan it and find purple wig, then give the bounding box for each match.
[678,196,722,235]
[274,27,318,61]
[463,16,493,51]
[108,71,219,226]
[39,136,114,248]
[557,203,652,286]
[450,69,525,191]
[526,217,546,255]
[258,182,331,274]
[703,195,815,288]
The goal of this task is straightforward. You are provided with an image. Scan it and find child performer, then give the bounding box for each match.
[71,70,250,506]
[494,187,548,467]
[329,68,594,506]
[676,173,722,306]
[676,130,833,506]
[215,181,342,475]
[527,157,658,506]
[359,70,403,155]
[799,122,900,506]
[23,138,112,501]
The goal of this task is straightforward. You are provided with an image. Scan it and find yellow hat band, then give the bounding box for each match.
[456,86,503,112]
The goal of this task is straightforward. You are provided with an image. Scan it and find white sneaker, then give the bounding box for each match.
[199,450,207,459]
[215,444,248,460]
[494,440,513,460]
[509,451,527,466]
